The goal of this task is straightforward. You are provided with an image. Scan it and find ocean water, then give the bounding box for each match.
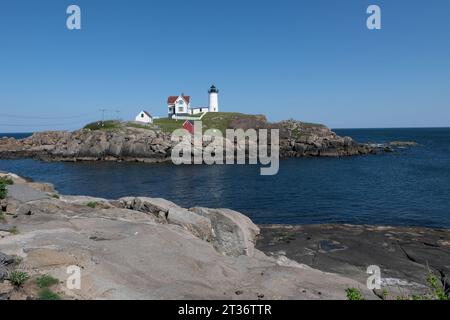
[1,128,449,228]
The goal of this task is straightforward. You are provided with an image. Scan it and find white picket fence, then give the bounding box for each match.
[171,111,208,121]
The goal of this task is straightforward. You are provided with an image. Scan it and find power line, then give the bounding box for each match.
[0,112,97,120]
[0,120,90,127]
[0,109,123,128]
[99,109,108,126]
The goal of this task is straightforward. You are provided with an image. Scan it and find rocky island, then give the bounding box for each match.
[0,113,382,163]
[1,172,448,300]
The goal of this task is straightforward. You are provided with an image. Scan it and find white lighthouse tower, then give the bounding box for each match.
[208,85,219,112]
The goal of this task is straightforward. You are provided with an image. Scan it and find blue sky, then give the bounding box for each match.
[0,0,449,132]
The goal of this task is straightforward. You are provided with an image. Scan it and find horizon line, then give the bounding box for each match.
[1,126,450,134]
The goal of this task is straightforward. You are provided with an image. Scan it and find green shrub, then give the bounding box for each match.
[396,273,448,300]
[0,177,14,185]
[8,271,30,287]
[346,288,364,300]
[36,275,59,289]
[0,181,7,200]
[38,288,61,300]
[86,202,98,209]
[426,273,448,300]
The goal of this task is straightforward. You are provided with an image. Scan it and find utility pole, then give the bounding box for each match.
[99,109,107,127]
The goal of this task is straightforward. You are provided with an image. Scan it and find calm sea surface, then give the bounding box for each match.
[1,128,449,228]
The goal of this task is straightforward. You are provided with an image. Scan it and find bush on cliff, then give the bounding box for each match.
[8,271,30,287]
[0,177,13,185]
[346,288,364,300]
[87,201,98,209]
[0,180,8,199]
[36,274,59,289]
[38,288,62,300]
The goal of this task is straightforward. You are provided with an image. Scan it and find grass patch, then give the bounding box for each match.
[36,275,59,289]
[125,122,157,130]
[346,288,364,300]
[0,212,5,222]
[83,120,121,131]
[153,118,185,133]
[0,181,8,200]
[83,120,162,132]
[8,271,30,287]
[38,288,62,300]
[395,273,449,300]
[86,201,98,209]
[81,113,264,135]
[426,273,448,300]
[154,112,262,135]
[201,112,256,135]
[9,226,19,234]
[300,122,326,128]
[51,194,60,199]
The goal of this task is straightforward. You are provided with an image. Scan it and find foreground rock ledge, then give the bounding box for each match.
[257,224,450,298]
[0,172,372,300]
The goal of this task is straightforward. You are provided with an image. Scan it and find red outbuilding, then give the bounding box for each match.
[183,120,195,134]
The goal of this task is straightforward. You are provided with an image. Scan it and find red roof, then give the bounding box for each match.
[143,111,152,117]
[167,95,190,105]
[183,120,195,134]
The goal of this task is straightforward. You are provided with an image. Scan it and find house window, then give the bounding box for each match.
[178,100,183,105]
[141,113,144,118]
[178,107,183,112]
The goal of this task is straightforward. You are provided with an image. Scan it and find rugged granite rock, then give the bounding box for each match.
[257,225,450,299]
[191,207,260,257]
[1,172,445,300]
[0,118,380,162]
[276,120,373,157]
[0,172,372,300]
[0,128,173,162]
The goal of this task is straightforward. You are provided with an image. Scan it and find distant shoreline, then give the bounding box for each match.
[3,126,450,136]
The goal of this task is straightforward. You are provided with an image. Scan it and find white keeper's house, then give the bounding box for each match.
[167,85,219,118]
[135,110,153,124]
